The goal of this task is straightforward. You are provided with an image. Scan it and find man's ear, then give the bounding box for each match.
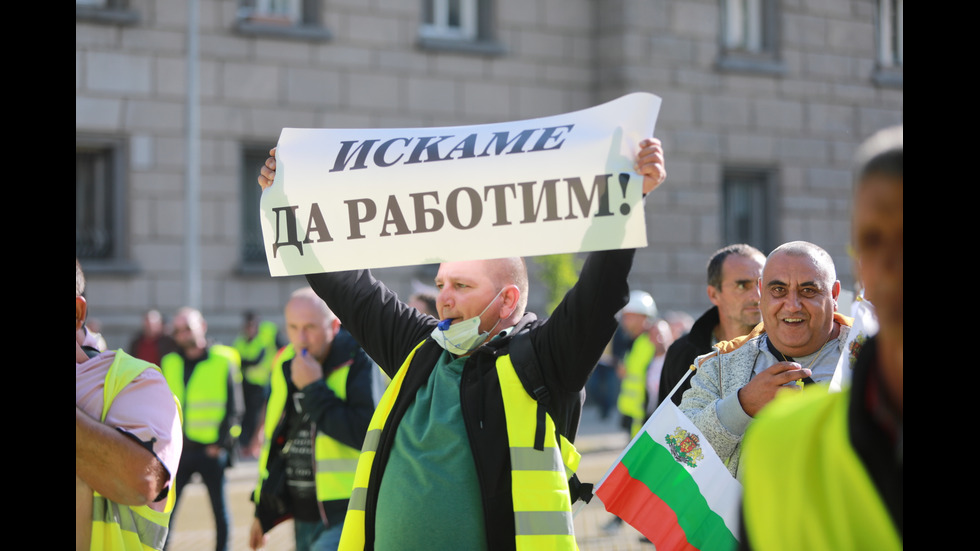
[501,285,520,319]
[76,296,87,331]
[330,317,341,334]
[706,285,721,307]
[832,280,841,309]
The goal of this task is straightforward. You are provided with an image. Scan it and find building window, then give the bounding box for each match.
[418,0,505,55]
[236,0,331,41]
[241,147,270,270]
[77,136,131,268]
[244,0,302,25]
[421,0,478,41]
[76,0,139,25]
[722,167,776,253]
[716,0,784,75]
[873,0,903,87]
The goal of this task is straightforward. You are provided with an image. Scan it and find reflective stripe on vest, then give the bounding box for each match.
[91,494,171,551]
[496,354,578,550]
[254,345,362,506]
[339,341,580,551]
[617,337,654,436]
[340,341,426,551]
[741,388,901,551]
[161,347,235,444]
[91,350,177,551]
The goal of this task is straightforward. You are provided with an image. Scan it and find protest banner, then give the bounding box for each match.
[260,92,661,276]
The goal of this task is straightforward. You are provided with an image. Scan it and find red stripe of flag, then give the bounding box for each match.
[599,462,697,550]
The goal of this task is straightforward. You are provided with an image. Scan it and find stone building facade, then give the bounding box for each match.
[76,0,903,345]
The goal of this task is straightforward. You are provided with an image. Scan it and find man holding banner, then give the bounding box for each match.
[257,121,665,550]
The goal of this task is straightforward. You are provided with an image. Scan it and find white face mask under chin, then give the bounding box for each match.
[430,288,507,355]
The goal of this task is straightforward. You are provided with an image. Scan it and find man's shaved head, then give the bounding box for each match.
[766,241,837,289]
[287,287,337,323]
[485,257,529,318]
[285,287,339,363]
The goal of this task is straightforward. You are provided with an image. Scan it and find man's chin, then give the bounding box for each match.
[741,314,762,327]
[768,332,815,356]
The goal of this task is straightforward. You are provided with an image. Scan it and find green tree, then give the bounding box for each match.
[532,253,582,315]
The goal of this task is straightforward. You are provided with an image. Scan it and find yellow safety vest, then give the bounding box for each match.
[617,336,655,436]
[90,351,180,551]
[233,321,279,386]
[340,342,583,551]
[161,345,240,444]
[254,345,361,505]
[741,387,901,551]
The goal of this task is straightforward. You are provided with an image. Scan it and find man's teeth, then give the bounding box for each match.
[784,318,804,323]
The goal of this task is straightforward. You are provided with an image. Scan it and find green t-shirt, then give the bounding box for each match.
[375,351,488,550]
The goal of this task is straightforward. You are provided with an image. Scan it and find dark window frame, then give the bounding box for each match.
[76,134,138,273]
[76,0,140,25]
[872,0,903,88]
[235,0,332,42]
[721,166,778,253]
[715,0,785,77]
[239,144,273,274]
[417,0,505,56]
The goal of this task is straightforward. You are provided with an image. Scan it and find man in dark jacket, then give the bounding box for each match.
[257,138,667,550]
[658,244,764,406]
[250,288,382,551]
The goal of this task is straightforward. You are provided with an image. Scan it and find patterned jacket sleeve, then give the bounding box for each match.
[679,351,749,476]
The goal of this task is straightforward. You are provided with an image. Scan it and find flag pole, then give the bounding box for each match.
[595,364,698,493]
[662,364,696,407]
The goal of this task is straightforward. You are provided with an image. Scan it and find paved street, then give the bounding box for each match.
[167,403,652,551]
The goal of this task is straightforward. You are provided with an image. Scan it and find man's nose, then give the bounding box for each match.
[294,333,308,348]
[437,289,453,315]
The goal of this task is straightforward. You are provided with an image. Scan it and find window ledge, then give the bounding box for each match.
[236,259,272,276]
[872,66,903,89]
[715,52,786,77]
[77,258,141,276]
[76,5,140,25]
[235,18,332,42]
[417,36,506,56]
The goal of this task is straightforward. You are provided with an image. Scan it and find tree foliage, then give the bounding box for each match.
[532,253,582,315]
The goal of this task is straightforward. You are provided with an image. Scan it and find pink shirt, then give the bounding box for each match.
[76,350,182,512]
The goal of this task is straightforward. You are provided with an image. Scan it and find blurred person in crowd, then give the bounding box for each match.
[161,307,242,551]
[659,245,765,406]
[129,309,177,365]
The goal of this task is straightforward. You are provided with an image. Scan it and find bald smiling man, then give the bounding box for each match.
[680,241,854,478]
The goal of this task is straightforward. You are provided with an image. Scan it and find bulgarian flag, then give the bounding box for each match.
[595,401,742,550]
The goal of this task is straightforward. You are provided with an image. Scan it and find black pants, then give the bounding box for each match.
[168,444,230,551]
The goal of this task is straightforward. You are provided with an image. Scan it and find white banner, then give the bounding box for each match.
[260,92,661,276]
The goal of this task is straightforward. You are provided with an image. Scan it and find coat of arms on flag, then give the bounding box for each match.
[666,427,704,467]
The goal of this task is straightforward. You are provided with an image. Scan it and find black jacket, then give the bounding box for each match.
[658,306,718,406]
[306,248,634,550]
[254,329,380,532]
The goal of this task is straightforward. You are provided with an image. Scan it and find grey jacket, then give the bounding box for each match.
[679,313,852,478]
